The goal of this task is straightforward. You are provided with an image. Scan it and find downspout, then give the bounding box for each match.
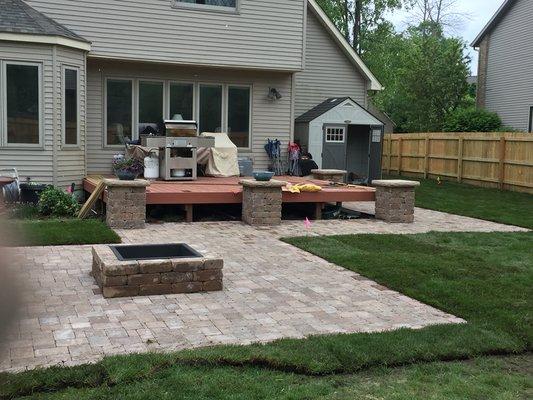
[52,45,58,187]
[83,52,88,179]
[290,73,296,143]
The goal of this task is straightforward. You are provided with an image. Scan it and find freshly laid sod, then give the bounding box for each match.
[1,231,531,399]
[1,355,531,399]
[2,219,121,247]
[397,176,533,229]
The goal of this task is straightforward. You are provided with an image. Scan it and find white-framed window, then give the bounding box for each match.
[105,78,134,147]
[63,66,80,147]
[227,85,251,148]
[1,61,43,147]
[172,0,238,13]
[325,126,345,143]
[138,80,165,135]
[103,78,252,149]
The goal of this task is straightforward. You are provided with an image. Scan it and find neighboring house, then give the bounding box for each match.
[472,0,533,132]
[0,0,383,187]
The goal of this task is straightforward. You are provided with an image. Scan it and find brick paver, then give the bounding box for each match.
[0,207,526,372]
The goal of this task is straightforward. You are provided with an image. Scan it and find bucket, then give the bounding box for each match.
[144,153,159,179]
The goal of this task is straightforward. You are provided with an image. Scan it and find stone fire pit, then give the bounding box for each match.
[92,244,223,298]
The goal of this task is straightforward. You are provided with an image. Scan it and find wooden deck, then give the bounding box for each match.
[83,175,375,221]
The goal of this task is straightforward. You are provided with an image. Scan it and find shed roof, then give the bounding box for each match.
[471,0,517,47]
[0,0,89,43]
[296,97,351,123]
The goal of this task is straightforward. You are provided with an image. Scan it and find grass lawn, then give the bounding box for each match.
[1,231,531,399]
[1,355,531,399]
[2,219,121,247]
[394,176,533,229]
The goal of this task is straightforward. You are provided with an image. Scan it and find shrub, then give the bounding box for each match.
[38,187,80,218]
[443,107,502,132]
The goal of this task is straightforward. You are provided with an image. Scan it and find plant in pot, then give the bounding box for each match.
[112,158,144,181]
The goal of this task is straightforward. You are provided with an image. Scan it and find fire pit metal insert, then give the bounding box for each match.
[110,243,202,261]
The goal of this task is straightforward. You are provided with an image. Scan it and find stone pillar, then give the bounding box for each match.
[104,179,150,229]
[241,179,286,226]
[311,169,347,183]
[372,180,420,223]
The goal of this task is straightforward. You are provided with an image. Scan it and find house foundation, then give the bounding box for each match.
[373,180,420,223]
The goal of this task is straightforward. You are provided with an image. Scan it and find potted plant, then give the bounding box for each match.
[112,157,144,181]
[19,178,49,204]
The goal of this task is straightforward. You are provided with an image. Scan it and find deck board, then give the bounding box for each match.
[83,175,376,205]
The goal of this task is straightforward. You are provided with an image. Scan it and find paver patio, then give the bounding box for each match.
[0,207,527,372]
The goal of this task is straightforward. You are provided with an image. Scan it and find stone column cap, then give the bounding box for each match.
[372,179,420,188]
[240,179,287,188]
[104,178,151,188]
[311,169,347,175]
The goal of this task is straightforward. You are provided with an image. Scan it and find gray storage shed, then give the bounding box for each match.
[295,97,384,183]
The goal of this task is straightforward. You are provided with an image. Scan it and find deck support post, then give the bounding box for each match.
[103,179,150,229]
[314,203,324,220]
[184,204,194,223]
[372,180,420,223]
[240,179,286,226]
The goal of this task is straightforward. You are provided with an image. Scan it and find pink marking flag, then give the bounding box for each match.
[304,217,312,230]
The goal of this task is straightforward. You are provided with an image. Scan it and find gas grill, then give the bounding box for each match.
[140,120,215,181]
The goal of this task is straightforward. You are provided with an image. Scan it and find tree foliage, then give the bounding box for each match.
[443,107,502,132]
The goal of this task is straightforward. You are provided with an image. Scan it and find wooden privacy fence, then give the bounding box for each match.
[382,132,533,194]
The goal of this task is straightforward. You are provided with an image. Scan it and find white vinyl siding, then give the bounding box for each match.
[294,8,367,117]
[26,0,305,72]
[86,59,292,174]
[0,42,53,184]
[484,0,533,131]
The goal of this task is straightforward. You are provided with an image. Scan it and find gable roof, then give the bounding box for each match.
[0,0,90,49]
[471,0,517,47]
[307,0,383,91]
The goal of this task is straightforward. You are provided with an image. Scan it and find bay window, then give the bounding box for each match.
[106,79,133,146]
[63,68,79,146]
[4,63,41,145]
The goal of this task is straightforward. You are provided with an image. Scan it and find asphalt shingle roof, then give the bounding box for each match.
[0,0,89,42]
[295,97,351,123]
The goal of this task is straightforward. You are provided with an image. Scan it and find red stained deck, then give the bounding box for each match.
[83,175,376,206]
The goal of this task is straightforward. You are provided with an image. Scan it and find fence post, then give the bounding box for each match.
[499,136,506,190]
[424,136,429,179]
[457,136,464,183]
[388,135,393,175]
[397,137,403,175]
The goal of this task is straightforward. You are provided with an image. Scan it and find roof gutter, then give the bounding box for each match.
[307,0,383,91]
[0,32,91,51]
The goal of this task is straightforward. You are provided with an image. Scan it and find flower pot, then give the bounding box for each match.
[19,183,48,204]
[115,169,139,181]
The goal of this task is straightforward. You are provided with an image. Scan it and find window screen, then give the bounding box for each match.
[227,86,250,148]
[6,64,40,144]
[170,83,194,121]
[199,85,222,133]
[106,79,133,145]
[138,81,164,134]
[64,69,78,145]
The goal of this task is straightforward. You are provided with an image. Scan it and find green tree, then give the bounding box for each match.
[316,0,406,53]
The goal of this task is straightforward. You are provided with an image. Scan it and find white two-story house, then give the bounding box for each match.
[0,0,383,187]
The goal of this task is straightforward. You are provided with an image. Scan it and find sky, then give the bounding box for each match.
[386,0,505,74]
